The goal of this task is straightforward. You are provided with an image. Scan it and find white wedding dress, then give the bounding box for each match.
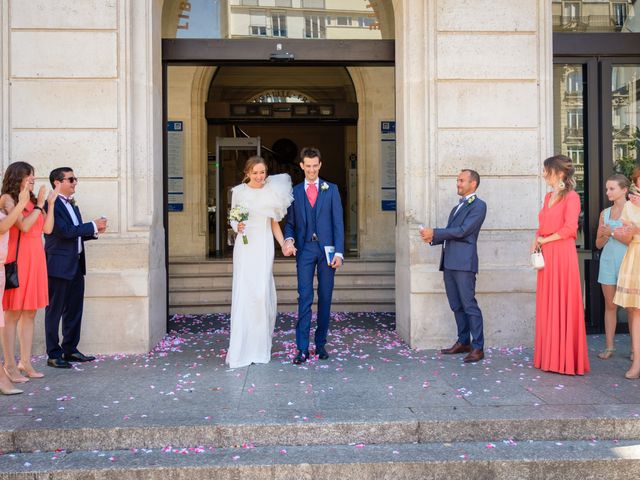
[225,174,293,369]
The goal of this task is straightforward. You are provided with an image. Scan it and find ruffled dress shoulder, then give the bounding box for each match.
[236,174,293,221]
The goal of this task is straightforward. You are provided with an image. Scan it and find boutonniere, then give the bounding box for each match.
[69,197,77,207]
[320,182,329,192]
[467,195,476,205]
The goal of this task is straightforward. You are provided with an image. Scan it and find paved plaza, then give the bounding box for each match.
[1,312,639,477]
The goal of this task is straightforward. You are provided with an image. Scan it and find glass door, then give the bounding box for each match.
[553,56,640,332]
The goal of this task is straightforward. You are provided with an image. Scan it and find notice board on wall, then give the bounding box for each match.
[380,121,396,211]
[167,121,184,212]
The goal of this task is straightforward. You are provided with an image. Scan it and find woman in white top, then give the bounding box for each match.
[225,156,293,369]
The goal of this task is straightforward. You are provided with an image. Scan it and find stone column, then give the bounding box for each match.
[395,0,553,348]
[1,0,166,353]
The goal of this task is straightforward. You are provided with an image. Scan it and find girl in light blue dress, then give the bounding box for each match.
[596,174,631,359]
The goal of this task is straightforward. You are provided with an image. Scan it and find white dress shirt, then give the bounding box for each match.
[59,195,97,254]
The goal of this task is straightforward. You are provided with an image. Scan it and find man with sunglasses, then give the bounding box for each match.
[43,168,107,368]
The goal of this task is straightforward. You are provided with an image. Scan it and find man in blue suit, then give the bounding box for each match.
[421,169,487,363]
[44,168,107,368]
[283,147,345,364]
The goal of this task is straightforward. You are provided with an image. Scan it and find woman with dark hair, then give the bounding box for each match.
[0,183,30,394]
[595,174,631,359]
[613,166,640,379]
[531,155,590,375]
[225,156,293,369]
[1,162,58,382]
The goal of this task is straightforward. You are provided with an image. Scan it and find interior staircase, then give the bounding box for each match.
[169,257,396,314]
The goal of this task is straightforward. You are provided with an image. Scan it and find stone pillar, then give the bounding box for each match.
[1,0,166,353]
[395,0,553,348]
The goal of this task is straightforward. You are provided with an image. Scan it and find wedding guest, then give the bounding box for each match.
[595,174,631,359]
[0,183,30,395]
[44,168,106,368]
[531,155,589,375]
[225,156,293,369]
[613,166,640,379]
[420,169,487,363]
[1,162,57,382]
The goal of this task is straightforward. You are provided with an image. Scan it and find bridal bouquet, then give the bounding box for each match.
[229,205,249,244]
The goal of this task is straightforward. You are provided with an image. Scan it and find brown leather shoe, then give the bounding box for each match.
[463,349,484,363]
[440,342,472,355]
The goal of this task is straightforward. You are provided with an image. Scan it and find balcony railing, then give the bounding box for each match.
[564,127,584,139]
[552,14,630,32]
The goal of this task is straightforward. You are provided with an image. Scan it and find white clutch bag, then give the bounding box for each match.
[530,248,545,270]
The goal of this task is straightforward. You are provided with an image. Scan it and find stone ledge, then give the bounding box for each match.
[2,405,640,454]
[2,439,640,480]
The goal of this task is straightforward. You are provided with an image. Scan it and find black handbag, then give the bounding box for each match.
[5,231,20,290]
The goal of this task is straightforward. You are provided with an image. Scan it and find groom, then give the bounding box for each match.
[420,169,487,363]
[283,147,345,364]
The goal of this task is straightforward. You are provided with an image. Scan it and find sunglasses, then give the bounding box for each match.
[61,177,78,184]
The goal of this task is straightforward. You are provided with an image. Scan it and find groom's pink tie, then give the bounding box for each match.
[306,182,318,207]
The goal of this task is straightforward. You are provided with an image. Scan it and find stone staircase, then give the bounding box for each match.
[3,407,640,478]
[169,257,396,314]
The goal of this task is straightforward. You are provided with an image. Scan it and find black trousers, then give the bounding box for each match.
[44,268,85,359]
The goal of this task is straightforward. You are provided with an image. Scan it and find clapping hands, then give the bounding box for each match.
[419,225,434,244]
[94,217,108,233]
[615,219,639,239]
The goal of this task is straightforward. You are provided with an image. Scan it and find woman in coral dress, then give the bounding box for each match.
[532,155,590,375]
[1,162,57,382]
[0,183,31,394]
[613,166,640,379]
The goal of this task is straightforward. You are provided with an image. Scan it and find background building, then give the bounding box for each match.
[0,0,638,354]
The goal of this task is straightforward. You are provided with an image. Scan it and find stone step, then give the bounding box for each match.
[169,285,396,305]
[169,258,395,276]
[169,300,396,314]
[3,439,640,480]
[3,405,640,454]
[169,271,395,289]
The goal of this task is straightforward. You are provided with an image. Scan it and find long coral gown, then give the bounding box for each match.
[0,211,7,327]
[2,202,49,311]
[534,190,590,375]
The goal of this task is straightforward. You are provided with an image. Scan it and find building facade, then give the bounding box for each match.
[0,0,638,353]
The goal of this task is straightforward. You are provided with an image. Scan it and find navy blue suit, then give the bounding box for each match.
[284,179,344,352]
[43,197,96,359]
[431,195,487,350]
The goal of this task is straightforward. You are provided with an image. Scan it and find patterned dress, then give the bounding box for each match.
[613,201,640,309]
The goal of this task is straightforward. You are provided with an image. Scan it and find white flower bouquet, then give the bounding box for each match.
[229,205,249,244]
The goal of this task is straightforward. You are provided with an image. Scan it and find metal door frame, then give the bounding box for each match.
[213,137,261,256]
[553,31,640,332]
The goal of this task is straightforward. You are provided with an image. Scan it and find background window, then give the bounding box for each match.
[302,0,324,8]
[564,2,581,20]
[305,15,326,38]
[272,13,287,37]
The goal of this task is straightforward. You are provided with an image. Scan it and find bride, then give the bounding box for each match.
[225,156,294,369]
